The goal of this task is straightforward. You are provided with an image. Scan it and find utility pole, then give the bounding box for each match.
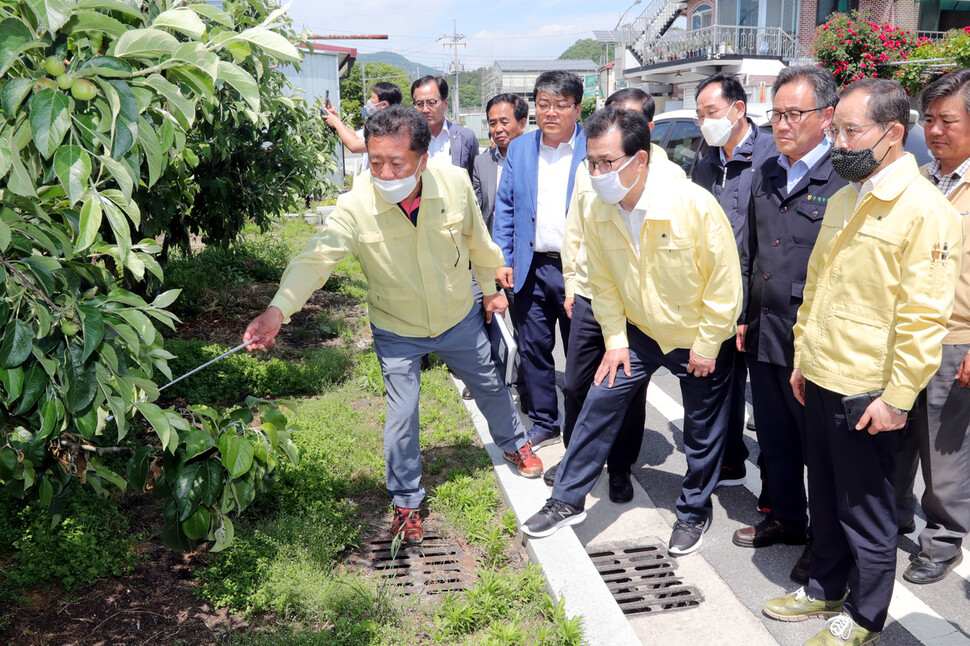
[439,20,465,121]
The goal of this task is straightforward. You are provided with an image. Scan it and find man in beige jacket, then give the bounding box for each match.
[894,68,970,586]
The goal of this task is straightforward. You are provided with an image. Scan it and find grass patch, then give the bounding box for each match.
[0,487,140,597]
[163,339,353,404]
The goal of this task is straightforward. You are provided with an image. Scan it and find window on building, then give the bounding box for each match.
[691,3,713,30]
[816,0,860,26]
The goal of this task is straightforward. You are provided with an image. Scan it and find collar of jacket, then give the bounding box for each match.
[920,158,970,192]
[366,165,444,213]
[766,148,835,184]
[718,117,762,165]
[866,153,921,204]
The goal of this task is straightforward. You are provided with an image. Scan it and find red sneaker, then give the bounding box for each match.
[504,443,543,478]
[391,506,423,544]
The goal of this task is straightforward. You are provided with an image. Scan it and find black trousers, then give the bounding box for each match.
[554,324,733,523]
[747,358,808,534]
[805,381,897,632]
[563,295,646,473]
[514,254,570,434]
[721,347,750,471]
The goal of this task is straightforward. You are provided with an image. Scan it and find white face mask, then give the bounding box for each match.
[700,107,738,147]
[363,100,380,118]
[589,155,640,204]
[372,164,422,204]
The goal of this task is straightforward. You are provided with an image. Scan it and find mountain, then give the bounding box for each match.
[356,51,441,81]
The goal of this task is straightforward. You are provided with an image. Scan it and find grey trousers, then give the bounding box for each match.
[895,343,970,562]
[371,303,528,508]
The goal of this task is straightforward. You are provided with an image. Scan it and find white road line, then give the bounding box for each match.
[644,378,970,645]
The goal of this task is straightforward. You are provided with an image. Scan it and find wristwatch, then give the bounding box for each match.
[887,404,908,416]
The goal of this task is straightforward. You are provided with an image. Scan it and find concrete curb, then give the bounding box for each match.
[455,378,641,646]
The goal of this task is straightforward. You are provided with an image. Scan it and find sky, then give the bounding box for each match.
[284,0,640,71]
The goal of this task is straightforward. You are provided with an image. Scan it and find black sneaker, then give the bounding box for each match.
[668,517,711,555]
[543,462,559,487]
[521,498,586,538]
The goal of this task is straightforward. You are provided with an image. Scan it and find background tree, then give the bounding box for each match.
[559,38,610,64]
[0,0,302,552]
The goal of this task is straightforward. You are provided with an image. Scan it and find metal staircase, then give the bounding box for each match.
[629,0,687,59]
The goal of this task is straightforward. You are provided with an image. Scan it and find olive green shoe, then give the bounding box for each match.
[763,586,845,622]
[804,614,880,645]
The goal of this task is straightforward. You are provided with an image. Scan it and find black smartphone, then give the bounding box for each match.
[841,390,883,430]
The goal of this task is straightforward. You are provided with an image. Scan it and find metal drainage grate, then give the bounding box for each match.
[361,533,477,597]
[586,540,704,615]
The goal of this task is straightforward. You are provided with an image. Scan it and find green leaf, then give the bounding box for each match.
[0,447,17,478]
[0,366,24,399]
[168,67,214,101]
[98,156,134,202]
[187,3,233,28]
[278,437,299,466]
[76,194,102,252]
[97,78,137,160]
[136,117,162,187]
[136,401,174,452]
[113,28,180,58]
[1,78,34,116]
[151,289,181,309]
[210,515,234,552]
[76,55,133,79]
[136,74,194,129]
[181,506,210,540]
[217,60,260,112]
[99,194,130,260]
[38,476,53,508]
[126,444,155,491]
[77,304,103,363]
[27,0,74,33]
[233,27,301,64]
[7,124,36,197]
[201,459,222,506]
[118,309,155,346]
[220,435,254,480]
[13,362,47,415]
[94,464,126,492]
[64,11,128,39]
[29,88,72,160]
[160,504,193,552]
[0,18,46,76]
[182,429,216,460]
[53,146,91,206]
[0,130,9,181]
[38,398,58,439]
[76,0,144,22]
[65,343,97,413]
[153,8,205,40]
[0,320,33,368]
[106,288,146,306]
[173,462,205,521]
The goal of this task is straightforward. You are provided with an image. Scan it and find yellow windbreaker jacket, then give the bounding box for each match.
[270,165,506,338]
[793,154,962,410]
[583,176,742,358]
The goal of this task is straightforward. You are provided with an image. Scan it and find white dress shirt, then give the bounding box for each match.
[428,121,451,160]
[778,138,831,195]
[535,125,578,253]
[852,153,913,210]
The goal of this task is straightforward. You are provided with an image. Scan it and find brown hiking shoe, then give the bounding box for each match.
[391,506,423,544]
[504,443,543,478]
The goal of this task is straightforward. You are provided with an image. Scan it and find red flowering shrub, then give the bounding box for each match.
[811,11,922,89]
[897,27,970,95]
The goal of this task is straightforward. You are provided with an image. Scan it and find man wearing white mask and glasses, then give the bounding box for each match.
[242,106,542,546]
[693,73,777,496]
[522,107,742,556]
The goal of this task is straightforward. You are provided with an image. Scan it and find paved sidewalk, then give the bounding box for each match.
[455,377,779,646]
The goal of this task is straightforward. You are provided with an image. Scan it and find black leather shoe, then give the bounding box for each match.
[732,518,808,548]
[903,553,963,584]
[790,541,812,584]
[608,470,634,504]
[542,462,559,487]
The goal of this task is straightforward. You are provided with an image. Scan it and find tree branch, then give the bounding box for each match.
[0,252,66,315]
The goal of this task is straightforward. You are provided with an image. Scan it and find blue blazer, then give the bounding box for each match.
[446,119,479,177]
[491,124,587,293]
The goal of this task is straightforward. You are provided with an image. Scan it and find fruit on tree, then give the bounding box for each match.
[70,79,98,101]
[44,56,66,77]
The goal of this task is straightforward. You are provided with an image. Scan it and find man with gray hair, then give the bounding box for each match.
[241,106,542,546]
[732,66,845,587]
[894,68,970,586]
[763,79,961,646]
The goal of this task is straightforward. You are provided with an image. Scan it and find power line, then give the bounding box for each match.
[438,21,466,119]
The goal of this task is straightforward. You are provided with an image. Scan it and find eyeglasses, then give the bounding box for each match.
[414,99,441,109]
[536,101,577,113]
[693,103,733,125]
[584,155,629,173]
[767,107,824,124]
[919,116,963,129]
[824,122,889,142]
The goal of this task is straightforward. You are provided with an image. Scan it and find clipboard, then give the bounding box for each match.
[487,311,517,386]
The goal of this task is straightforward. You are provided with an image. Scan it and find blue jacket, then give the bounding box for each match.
[445,119,480,177]
[492,124,587,293]
[692,119,778,250]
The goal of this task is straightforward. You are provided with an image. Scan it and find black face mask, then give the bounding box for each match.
[830,126,893,183]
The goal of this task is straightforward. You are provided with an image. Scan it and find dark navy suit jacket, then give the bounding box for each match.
[491,124,587,293]
[742,150,847,367]
[445,119,479,177]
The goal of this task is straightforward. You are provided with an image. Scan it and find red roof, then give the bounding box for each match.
[598,61,615,71]
[299,42,357,58]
